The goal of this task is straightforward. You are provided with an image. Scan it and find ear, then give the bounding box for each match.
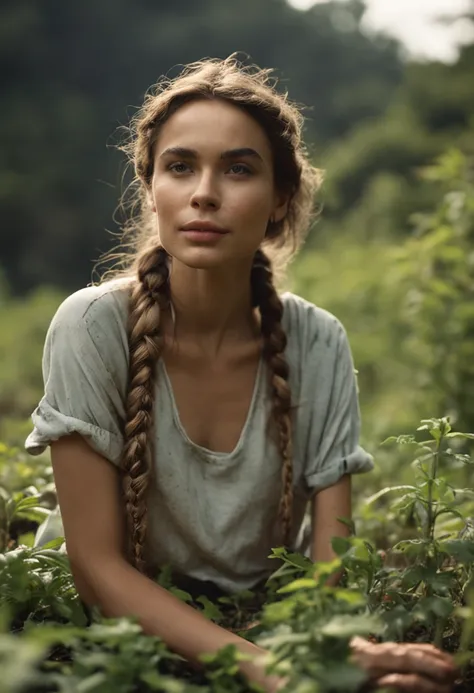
[272,191,290,223]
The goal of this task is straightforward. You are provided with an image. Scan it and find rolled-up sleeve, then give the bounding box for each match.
[25,287,128,467]
[303,320,374,495]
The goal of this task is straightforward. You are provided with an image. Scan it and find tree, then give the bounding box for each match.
[0,0,402,294]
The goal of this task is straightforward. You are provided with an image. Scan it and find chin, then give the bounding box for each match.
[171,246,235,270]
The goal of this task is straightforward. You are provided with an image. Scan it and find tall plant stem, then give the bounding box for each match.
[426,434,441,546]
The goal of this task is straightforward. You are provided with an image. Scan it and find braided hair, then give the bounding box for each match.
[121,245,169,572]
[251,249,293,547]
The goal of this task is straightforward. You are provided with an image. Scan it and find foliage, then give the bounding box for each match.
[316,38,474,247]
[1,417,474,692]
[291,148,474,452]
[0,285,65,423]
[390,150,474,434]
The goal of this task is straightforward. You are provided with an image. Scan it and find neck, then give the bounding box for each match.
[166,258,260,356]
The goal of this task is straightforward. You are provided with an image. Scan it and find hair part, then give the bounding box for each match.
[100,55,323,572]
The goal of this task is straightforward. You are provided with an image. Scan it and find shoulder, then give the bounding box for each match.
[45,279,132,379]
[49,278,131,339]
[280,291,346,355]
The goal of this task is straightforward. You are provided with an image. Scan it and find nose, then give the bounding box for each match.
[189,171,221,210]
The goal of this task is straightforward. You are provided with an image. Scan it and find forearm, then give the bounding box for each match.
[311,475,352,587]
[72,555,283,691]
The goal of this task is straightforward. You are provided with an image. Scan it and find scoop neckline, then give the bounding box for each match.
[159,355,264,460]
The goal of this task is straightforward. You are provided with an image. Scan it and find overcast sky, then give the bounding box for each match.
[288,0,474,62]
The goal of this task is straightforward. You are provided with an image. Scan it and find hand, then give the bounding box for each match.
[262,673,289,693]
[350,636,458,692]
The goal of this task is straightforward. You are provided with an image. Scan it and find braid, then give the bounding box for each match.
[251,249,293,548]
[121,245,169,573]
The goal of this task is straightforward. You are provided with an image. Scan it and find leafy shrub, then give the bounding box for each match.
[1,418,474,692]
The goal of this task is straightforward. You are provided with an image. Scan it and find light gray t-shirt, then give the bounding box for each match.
[25,279,374,594]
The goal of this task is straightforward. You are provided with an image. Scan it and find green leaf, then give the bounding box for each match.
[258,631,310,649]
[17,532,36,549]
[445,432,474,440]
[417,596,453,619]
[332,536,352,556]
[234,588,256,602]
[196,596,223,621]
[313,557,343,580]
[38,536,65,551]
[337,516,356,534]
[453,488,474,498]
[364,486,416,505]
[168,586,193,603]
[278,578,317,594]
[392,539,428,556]
[333,589,366,606]
[76,672,109,692]
[318,662,367,691]
[352,541,372,562]
[440,539,474,564]
[380,435,417,446]
[429,572,455,594]
[281,552,313,571]
[434,508,464,523]
[263,599,296,623]
[269,547,287,559]
[13,495,44,513]
[156,564,173,588]
[34,552,69,571]
[320,614,382,638]
[16,507,50,524]
[400,566,424,590]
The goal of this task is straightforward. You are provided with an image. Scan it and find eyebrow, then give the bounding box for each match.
[159,146,263,162]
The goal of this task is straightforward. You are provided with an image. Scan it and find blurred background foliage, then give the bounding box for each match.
[1,0,474,488]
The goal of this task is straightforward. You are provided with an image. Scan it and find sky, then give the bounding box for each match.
[288,0,474,62]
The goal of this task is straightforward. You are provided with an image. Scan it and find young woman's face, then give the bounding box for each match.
[149,98,286,270]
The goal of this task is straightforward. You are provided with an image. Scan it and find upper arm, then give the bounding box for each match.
[310,473,351,564]
[25,285,129,465]
[25,286,131,603]
[50,433,126,599]
[301,311,374,497]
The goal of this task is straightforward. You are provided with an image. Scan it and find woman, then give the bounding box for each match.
[26,56,456,692]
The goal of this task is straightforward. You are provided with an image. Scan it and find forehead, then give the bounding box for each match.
[155,98,272,160]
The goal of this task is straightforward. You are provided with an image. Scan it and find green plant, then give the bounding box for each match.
[1,416,474,691]
[353,417,474,653]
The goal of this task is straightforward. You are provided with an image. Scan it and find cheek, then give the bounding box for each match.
[152,180,183,218]
[229,182,273,224]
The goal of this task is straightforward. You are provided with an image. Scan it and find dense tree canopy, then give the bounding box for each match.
[1,0,402,294]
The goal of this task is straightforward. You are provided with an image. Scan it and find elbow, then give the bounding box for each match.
[68,552,102,608]
[70,562,99,608]
[68,549,127,610]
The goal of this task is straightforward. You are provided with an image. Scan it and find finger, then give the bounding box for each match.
[384,645,456,682]
[353,638,453,664]
[349,640,456,684]
[376,673,453,693]
[401,645,457,678]
[406,643,455,666]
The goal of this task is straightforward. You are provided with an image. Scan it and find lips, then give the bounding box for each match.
[180,221,229,234]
